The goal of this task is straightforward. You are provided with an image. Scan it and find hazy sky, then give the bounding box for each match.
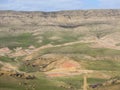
[0,0,120,11]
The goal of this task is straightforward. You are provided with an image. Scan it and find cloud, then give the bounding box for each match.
[0,0,83,11]
[99,0,120,8]
[0,0,120,11]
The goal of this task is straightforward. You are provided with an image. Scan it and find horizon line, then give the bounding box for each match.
[0,8,120,12]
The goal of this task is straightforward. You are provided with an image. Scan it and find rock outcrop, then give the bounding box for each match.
[0,9,120,28]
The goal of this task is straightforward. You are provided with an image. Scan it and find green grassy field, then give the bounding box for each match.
[0,30,120,90]
[36,30,84,46]
[0,32,39,49]
[82,60,120,71]
[0,56,15,62]
[39,43,120,58]
[0,75,66,90]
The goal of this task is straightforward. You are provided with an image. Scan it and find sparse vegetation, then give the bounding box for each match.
[0,33,39,49]
[0,10,120,90]
[0,75,66,90]
[83,60,120,71]
[39,43,120,57]
[0,56,15,62]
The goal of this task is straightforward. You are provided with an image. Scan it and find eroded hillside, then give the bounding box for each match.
[0,9,120,90]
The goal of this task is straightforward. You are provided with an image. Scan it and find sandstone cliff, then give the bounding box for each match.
[0,9,120,27]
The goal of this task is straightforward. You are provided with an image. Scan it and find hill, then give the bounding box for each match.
[0,9,120,90]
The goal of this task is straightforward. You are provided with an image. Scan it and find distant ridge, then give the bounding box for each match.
[0,9,120,27]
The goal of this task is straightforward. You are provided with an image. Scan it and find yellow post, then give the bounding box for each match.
[83,74,87,90]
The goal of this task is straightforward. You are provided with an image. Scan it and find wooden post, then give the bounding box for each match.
[83,74,87,90]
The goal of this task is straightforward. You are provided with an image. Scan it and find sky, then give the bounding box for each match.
[0,0,120,11]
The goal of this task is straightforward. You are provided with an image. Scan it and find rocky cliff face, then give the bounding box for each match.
[0,9,120,27]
